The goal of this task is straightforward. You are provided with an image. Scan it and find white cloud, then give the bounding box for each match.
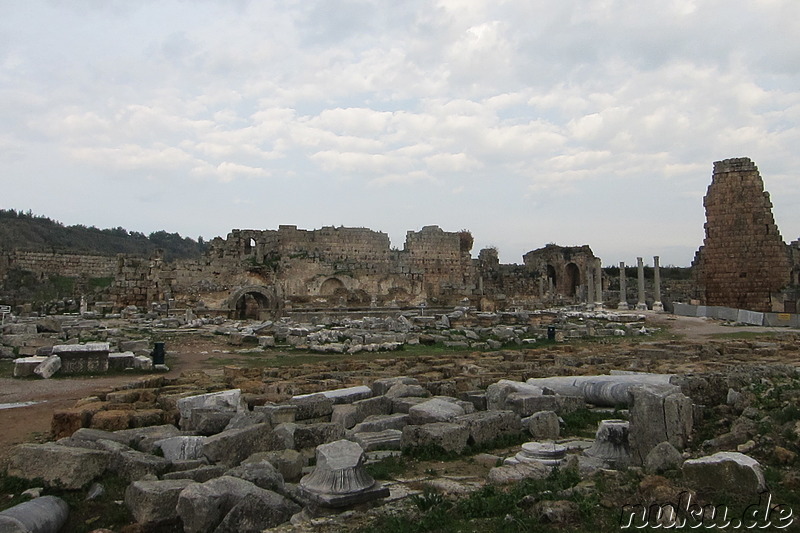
[1,0,799,265]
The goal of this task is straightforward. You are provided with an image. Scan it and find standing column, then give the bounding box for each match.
[594,258,603,309]
[617,262,630,310]
[636,257,648,310]
[652,256,664,312]
[586,263,595,309]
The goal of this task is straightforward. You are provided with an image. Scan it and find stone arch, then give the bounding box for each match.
[546,264,557,290]
[565,262,580,296]
[227,285,276,320]
[319,277,346,296]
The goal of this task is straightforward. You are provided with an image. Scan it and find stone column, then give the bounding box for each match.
[636,257,648,310]
[617,262,630,310]
[652,256,664,312]
[586,263,595,309]
[594,258,603,309]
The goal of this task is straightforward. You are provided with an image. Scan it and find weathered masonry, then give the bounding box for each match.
[108,225,598,318]
[693,157,798,312]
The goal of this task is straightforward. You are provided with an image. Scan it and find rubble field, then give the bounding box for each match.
[1,310,799,532]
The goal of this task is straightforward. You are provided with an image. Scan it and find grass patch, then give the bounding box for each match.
[708,331,778,340]
[560,408,626,438]
[358,467,614,533]
[365,454,409,480]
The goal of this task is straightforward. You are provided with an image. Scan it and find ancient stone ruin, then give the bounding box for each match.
[693,157,795,312]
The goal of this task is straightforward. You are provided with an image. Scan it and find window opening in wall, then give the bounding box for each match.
[565,262,580,296]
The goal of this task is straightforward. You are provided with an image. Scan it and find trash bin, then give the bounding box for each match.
[151,342,166,365]
[547,326,556,341]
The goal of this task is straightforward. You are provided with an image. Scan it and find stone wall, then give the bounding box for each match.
[1,251,118,280]
[693,158,793,312]
[103,225,596,317]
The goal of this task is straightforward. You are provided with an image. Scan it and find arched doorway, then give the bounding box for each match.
[565,262,580,296]
[546,265,557,293]
[319,277,346,296]
[228,286,276,320]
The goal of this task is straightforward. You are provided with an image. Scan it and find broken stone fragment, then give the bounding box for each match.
[299,439,388,508]
[33,355,61,379]
[584,419,630,468]
[682,451,766,494]
[0,495,69,533]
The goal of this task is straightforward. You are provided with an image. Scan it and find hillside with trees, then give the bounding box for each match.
[0,209,208,261]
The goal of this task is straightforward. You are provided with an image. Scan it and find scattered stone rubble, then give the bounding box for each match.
[1,308,652,381]
[2,310,799,530]
[5,348,798,529]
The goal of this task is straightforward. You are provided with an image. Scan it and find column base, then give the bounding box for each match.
[652,302,664,312]
[635,303,648,311]
[617,302,631,310]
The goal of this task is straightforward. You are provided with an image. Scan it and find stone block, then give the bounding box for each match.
[108,351,135,371]
[371,377,420,396]
[628,384,692,466]
[51,342,109,374]
[456,410,521,445]
[176,476,268,533]
[505,393,584,417]
[6,443,111,489]
[331,404,359,429]
[177,389,243,430]
[214,491,300,533]
[12,357,47,378]
[90,410,132,431]
[203,422,273,467]
[254,404,297,425]
[351,413,409,433]
[289,393,333,421]
[244,449,305,483]
[294,422,346,450]
[163,465,226,483]
[682,452,766,495]
[33,355,61,379]
[352,395,392,421]
[350,429,403,451]
[523,411,560,440]
[408,398,466,425]
[155,436,206,462]
[401,422,469,454]
[109,448,171,482]
[125,479,194,528]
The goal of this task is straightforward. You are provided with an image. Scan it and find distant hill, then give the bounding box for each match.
[0,209,208,261]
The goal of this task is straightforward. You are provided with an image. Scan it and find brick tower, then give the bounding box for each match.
[693,158,791,312]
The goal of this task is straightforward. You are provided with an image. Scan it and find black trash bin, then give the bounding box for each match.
[151,342,166,365]
[547,326,556,341]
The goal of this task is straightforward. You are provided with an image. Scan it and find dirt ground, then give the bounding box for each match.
[0,312,797,462]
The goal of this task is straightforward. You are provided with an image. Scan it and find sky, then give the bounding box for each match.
[2,0,799,267]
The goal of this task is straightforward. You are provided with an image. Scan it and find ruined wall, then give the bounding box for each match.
[693,158,792,312]
[523,244,595,300]
[1,251,118,280]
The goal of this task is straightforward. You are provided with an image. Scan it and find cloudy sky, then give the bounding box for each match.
[2,1,799,266]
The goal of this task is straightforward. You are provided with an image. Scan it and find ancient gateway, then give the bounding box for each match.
[110,226,599,318]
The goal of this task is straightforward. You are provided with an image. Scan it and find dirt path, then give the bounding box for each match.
[0,334,230,460]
